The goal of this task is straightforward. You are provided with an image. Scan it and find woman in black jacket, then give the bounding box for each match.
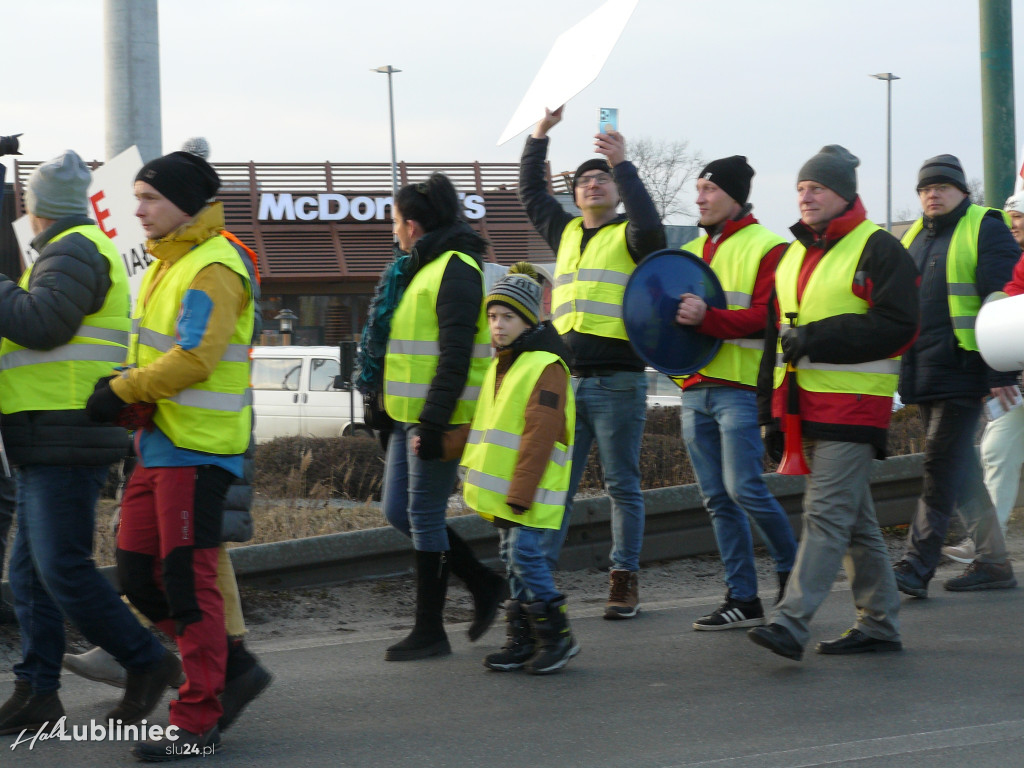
[380,173,505,661]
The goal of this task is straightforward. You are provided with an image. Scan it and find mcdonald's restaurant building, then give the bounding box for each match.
[2,160,567,346]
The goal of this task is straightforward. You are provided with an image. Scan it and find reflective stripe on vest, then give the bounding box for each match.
[134,323,250,362]
[461,351,575,529]
[0,225,130,414]
[130,235,253,454]
[773,220,899,398]
[678,224,784,386]
[551,220,633,340]
[384,251,490,424]
[901,205,1010,351]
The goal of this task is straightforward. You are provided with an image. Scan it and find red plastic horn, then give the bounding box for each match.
[777,409,810,475]
[777,313,810,475]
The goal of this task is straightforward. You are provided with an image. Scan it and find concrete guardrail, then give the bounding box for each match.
[6,452,1022,600]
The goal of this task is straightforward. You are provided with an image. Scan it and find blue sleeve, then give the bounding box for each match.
[176,288,214,351]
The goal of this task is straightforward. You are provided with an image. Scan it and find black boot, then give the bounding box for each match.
[0,681,65,736]
[219,637,273,732]
[105,649,183,724]
[447,527,507,641]
[385,550,452,661]
[524,596,580,675]
[483,600,535,672]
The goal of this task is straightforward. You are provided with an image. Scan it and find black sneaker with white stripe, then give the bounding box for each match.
[693,595,766,631]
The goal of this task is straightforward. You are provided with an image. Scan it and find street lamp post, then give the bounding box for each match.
[870,72,900,231]
[372,65,402,202]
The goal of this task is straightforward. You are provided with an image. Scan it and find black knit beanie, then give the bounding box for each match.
[698,156,755,205]
[135,151,220,216]
[572,158,612,189]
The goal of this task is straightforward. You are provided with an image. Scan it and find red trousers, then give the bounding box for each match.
[117,464,232,734]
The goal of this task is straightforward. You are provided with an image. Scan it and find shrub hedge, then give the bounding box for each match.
[253,403,928,501]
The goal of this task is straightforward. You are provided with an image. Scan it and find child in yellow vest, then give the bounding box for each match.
[460,263,579,674]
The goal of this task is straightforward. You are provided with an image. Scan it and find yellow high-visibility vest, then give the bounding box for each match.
[773,220,900,397]
[552,220,633,340]
[677,224,784,387]
[462,351,574,529]
[129,235,253,454]
[0,225,130,414]
[901,204,1011,351]
[384,251,490,424]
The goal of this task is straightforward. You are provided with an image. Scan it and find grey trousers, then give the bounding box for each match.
[773,440,901,648]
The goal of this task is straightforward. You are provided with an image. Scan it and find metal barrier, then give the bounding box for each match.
[226,453,929,589]
[6,452,1020,599]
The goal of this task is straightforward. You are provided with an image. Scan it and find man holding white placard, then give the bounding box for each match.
[518,106,664,619]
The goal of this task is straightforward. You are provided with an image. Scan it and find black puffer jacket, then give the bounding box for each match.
[407,220,488,430]
[0,216,129,466]
[898,199,1020,403]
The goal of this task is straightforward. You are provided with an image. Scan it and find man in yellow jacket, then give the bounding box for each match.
[86,151,254,760]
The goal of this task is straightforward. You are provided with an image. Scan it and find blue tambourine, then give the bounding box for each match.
[622,249,726,376]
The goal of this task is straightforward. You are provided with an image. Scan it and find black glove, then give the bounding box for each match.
[86,376,128,423]
[763,422,784,464]
[780,326,807,364]
[508,504,527,516]
[413,424,444,461]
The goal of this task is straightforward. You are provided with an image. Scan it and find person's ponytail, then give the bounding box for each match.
[394,172,461,233]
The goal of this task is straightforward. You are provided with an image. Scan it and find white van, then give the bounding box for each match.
[250,346,371,443]
[645,367,683,407]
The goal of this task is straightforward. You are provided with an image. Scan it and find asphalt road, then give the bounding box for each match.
[3,575,1022,767]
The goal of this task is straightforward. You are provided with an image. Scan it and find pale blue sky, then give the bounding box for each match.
[5,0,1024,235]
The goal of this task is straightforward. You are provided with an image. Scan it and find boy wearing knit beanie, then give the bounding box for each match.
[459,263,580,674]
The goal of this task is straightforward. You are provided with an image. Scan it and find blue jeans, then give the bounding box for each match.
[541,370,648,572]
[499,525,559,603]
[0,472,14,587]
[9,465,165,693]
[682,386,797,602]
[381,422,459,552]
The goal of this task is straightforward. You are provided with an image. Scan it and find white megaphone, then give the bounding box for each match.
[976,293,1024,372]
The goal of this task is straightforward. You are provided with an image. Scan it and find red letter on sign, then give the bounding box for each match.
[90,190,118,238]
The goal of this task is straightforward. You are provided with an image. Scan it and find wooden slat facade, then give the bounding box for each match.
[11,159,557,284]
[9,159,565,345]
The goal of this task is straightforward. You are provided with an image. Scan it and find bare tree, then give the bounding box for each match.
[967,176,985,206]
[627,137,705,223]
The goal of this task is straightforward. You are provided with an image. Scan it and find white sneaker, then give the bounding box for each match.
[941,538,976,565]
[62,647,127,688]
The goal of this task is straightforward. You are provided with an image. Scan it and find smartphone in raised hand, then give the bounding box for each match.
[599,107,619,134]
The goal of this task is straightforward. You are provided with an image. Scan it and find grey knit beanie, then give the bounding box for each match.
[798,145,859,202]
[917,154,969,194]
[25,150,91,219]
[487,262,543,326]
